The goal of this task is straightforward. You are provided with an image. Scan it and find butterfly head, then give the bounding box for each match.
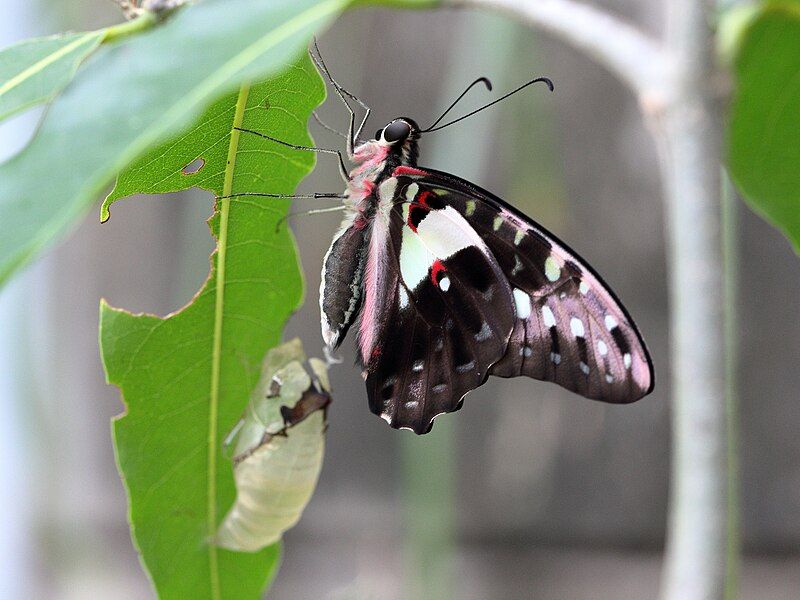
[374,117,420,164]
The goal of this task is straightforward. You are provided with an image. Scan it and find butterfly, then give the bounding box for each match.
[236,47,654,435]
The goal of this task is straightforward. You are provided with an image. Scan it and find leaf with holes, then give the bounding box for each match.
[0,30,104,122]
[729,2,800,253]
[99,55,322,598]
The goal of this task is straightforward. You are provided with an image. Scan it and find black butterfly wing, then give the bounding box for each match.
[393,167,654,404]
[361,178,516,434]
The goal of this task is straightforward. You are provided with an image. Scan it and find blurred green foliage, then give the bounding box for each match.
[0,0,345,286]
[729,3,800,253]
[0,31,103,121]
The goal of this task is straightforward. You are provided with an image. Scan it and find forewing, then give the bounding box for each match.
[393,167,654,403]
[362,179,515,434]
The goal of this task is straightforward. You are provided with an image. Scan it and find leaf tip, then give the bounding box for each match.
[100,199,112,223]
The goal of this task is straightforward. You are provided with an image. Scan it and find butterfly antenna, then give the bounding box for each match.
[425,77,493,131]
[311,38,369,111]
[421,76,554,133]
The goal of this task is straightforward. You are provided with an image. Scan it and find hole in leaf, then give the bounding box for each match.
[181,157,205,175]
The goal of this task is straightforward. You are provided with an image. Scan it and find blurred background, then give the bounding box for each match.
[1,1,799,598]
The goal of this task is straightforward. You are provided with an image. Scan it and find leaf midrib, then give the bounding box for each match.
[0,33,100,99]
[208,82,251,600]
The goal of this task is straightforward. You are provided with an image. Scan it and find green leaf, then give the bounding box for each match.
[0,0,347,286]
[0,31,104,122]
[728,3,800,253]
[99,54,322,598]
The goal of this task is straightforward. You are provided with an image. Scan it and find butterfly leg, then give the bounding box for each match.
[310,40,371,158]
[235,127,349,183]
[217,192,346,201]
[312,111,348,140]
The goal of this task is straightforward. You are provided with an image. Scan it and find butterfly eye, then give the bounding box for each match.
[375,129,384,141]
[382,120,411,144]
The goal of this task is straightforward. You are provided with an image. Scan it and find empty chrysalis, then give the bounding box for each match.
[215,338,331,552]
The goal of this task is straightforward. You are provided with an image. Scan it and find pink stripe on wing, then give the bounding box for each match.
[359,216,389,364]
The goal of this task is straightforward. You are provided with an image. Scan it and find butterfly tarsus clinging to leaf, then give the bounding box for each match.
[225,41,654,435]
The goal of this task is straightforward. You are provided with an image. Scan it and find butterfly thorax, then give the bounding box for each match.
[320,124,420,354]
[345,134,419,212]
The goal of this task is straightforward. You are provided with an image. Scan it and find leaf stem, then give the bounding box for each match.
[208,82,251,600]
[102,11,158,44]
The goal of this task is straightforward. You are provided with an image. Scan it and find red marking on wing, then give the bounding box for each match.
[393,166,428,177]
[430,259,446,285]
[407,191,432,233]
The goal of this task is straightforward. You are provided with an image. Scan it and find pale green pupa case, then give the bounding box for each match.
[216,338,330,552]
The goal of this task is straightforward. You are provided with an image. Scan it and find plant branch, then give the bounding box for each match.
[444,0,666,97]
[657,2,728,597]
[440,0,733,598]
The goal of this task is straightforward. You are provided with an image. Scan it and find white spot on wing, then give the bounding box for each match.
[405,182,419,201]
[598,340,608,356]
[465,199,476,216]
[605,373,614,383]
[439,276,451,291]
[605,315,618,330]
[523,346,533,357]
[624,353,632,369]
[378,177,398,202]
[542,305,556,328]
[570,317,585,337]
[412,360,424,372]
[579,280,590,295]
[512,254,524,276]
[544,256,560,282]
[550,352,561,365]
[580,362,590,374]
[399,219,434,290]
[432,383,447,393]
[493,215,503,231]
[456,361,475,373]
[475,322,492,341]
[399,286,409,309]
[513,288,531,319]
[415,206,474,258]
[514,229,525,245]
